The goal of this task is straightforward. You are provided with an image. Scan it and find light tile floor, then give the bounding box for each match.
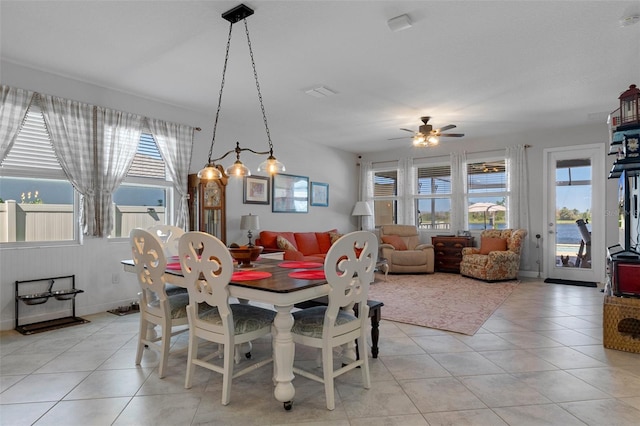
[2,277,640,425]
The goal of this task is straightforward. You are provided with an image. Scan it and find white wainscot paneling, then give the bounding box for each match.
[1,238,139,330]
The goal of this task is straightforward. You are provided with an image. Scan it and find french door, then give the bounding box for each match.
[543,145,605,283]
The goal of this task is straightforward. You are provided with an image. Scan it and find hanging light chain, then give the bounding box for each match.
[208,21,234,162]
[244,18,274,152]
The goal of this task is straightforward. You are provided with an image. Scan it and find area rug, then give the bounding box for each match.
[368,273,519,335]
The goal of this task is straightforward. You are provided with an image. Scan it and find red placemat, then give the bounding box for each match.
[278,261,323,269]
[231,271,272,281]
[166,262,182,271]
[288,270,326,280]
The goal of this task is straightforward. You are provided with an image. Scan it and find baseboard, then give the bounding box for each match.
[544,278,598,287]
[518,270,542,279]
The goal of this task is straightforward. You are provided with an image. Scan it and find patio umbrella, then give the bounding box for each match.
[468,203,506,229]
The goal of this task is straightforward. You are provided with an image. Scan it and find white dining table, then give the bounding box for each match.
[122,258,329,410]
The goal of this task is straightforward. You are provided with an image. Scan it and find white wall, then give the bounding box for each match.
[0,62,358,330]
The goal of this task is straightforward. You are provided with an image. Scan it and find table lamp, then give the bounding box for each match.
[240,214,260,247]
[351,201,372,230]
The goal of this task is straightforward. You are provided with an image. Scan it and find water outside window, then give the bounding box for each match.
[554,159,592,268]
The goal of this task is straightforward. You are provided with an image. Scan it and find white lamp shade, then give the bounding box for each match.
[351,201,372,216]
[240,214,260,231]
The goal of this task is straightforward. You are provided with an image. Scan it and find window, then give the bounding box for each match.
[368,155,511,232]
[0,104,77,244]
[373,169,398,227]
[466,159,508,230]
[415,164,451,230]
[109,133,172,238]
[0,104,173,243]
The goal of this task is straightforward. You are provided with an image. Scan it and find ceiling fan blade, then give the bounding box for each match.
[438,124,456,132]
[388,136,411,140]
[400,128,415,133]
[440,133,465,137]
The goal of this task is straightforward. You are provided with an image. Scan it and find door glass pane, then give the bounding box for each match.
[555,159,592,269]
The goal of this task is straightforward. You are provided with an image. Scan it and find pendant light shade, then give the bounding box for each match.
[225,160,251,177]
[257,155,286,174]
[197,163,224,180]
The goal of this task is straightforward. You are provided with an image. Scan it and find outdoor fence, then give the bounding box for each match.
[0,200,165,242]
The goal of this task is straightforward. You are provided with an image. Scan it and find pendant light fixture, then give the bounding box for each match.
[197,4,285,180]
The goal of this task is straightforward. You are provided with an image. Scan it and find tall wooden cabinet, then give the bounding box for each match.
[431,236,474,273]
[188,170,227,244]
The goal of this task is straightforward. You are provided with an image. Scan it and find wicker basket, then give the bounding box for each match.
[603,295,640,353]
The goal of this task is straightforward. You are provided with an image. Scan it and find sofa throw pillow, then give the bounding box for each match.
[479,237,508,254]
[381,235,407,251]
[276,235,296,251]
[329,232,343,245]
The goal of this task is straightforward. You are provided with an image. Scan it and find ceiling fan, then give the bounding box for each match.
[389,116,464,147]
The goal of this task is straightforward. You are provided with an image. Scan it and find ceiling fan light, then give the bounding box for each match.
[197,163,223,180]
[225,160,251,177]
[413,134,426,146]
[427,135,439,145]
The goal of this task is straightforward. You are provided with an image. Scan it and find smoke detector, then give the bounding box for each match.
[387,14,412,32]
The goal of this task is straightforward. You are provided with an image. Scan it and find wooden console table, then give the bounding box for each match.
[432,235,475,273]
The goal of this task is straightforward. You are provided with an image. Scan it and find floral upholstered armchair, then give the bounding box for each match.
[459,229,527,282]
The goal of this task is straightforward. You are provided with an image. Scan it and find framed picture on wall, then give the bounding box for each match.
[272,173,308,213]
[243,175,270,205]
[310,182,329,207]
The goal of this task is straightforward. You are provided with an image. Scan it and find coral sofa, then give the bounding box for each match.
[459,228,527,282]
[256,230,338,262]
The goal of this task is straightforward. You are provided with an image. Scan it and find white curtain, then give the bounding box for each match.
[360,161,374,231]
[96,107,144,237]
[450,151,466,233]
[507,144,530,269]
[147,119,194,229]
[507,145,529,229]
[39,94,96,236]
[0,85,34,163]
[399,157,414,225]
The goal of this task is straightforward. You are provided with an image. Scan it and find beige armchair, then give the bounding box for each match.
[460,229,527,282]
[379,225,434,274]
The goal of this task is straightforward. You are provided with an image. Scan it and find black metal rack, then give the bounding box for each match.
[15,275,89,335]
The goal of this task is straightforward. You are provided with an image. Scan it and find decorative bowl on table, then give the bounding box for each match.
[229,245,263,268]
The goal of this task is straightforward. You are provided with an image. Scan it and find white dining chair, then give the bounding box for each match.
[290,230,378,410]
[130,228,190,379]
[179,231,276,405]
[147,224,185,258]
